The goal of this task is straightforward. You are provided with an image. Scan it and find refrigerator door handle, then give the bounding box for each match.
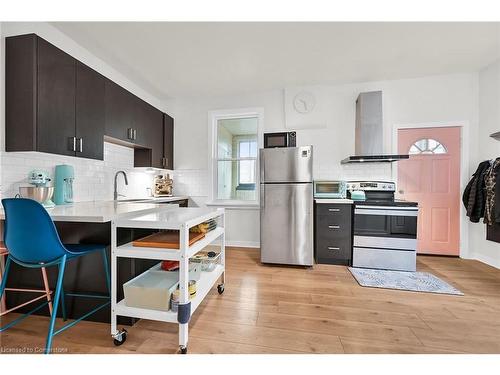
[260,184,265,208]
[260,157,264,184]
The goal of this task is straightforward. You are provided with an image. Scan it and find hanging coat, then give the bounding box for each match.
[463,160,490,223]
[494,160,500,223]
[484,159,500,225]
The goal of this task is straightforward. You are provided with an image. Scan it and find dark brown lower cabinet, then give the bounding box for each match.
[314,202,353,265]
[4,201,187,324]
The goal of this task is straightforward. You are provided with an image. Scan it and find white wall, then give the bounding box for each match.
[0,22,170,202]
[168,73,478,248]
[469,60,500,268]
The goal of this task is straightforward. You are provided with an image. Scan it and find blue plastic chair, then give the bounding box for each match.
[0,198,111,354]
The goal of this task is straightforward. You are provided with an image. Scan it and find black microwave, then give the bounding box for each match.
[263,131,296,148]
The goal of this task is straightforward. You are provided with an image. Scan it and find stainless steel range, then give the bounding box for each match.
[347,181,418,272]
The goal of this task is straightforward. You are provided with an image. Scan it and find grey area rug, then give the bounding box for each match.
[348,267,464,295]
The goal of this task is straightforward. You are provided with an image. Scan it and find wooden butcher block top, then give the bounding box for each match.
[132,231,205,249]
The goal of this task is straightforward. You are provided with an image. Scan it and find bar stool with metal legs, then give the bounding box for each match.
[1,241,53,317]
[0,198,111,354]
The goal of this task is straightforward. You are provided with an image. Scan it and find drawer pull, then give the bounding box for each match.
[328,225,340,229]
[328,208,340,212]
[327,247,340,251]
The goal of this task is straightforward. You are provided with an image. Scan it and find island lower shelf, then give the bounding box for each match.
[114,227,225,261]
[114,264,224,323]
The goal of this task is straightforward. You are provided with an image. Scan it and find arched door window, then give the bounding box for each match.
[409,138,447,155]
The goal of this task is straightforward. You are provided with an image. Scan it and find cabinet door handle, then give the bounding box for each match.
[133,129,137,140]
[69,136,76,152]
[328,208,340,212]
[328,225,340,229]
[127,128,133,140]
[327,247,340,251]
[78,138,83,153]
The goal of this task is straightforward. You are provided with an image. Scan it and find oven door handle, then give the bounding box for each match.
[356,205,418,210]
[355,208,418,217]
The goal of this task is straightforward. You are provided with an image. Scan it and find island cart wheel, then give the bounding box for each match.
[217,284,225,294]
[180,346,188,354]
[113,328,128,346]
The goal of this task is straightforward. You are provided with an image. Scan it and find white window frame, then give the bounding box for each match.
[207,107,264,209]
[236,136,258,186]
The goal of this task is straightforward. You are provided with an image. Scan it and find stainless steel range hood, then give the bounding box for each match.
[341,91,409,164]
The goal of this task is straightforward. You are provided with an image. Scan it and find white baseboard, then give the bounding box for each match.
[225,240,260,248]
[470,252,500,269]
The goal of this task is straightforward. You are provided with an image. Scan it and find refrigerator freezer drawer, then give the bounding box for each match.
[260,183,313,266]
[352,247,416,272]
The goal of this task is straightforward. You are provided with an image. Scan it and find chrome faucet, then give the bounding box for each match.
[113,171,129,200]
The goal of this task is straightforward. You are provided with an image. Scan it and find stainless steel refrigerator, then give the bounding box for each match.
[260,146,313,266]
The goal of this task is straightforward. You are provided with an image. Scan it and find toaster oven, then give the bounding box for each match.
[313,180,347,199]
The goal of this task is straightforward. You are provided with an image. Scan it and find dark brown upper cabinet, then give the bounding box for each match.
[163,113,174,170]
[37,37,76,157]
[134,111,174,169]
[76,61,105,160]
[6,34,104,160]
[134,100,164,168]
[6,33,173,168]
[104,79,137,143]
[106,80,171,169]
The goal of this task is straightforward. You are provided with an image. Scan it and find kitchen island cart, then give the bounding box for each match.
[110,207,225,354]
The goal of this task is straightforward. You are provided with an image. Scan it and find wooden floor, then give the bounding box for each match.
[2,247,500,354]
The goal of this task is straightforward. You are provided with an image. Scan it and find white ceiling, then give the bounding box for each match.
[52,22,500,100]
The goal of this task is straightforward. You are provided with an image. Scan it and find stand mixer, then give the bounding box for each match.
[18,170,56,208]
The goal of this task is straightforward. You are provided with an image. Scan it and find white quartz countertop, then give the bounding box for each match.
[115,207,224,230]
[0,199,187,223]
[117,196,189,203]
[315,198,353,204]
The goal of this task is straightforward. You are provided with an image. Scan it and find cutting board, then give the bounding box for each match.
[132,231,205,249]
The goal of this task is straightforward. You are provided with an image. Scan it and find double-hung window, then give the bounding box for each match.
[209,108,263,206]
[237,139,258,188]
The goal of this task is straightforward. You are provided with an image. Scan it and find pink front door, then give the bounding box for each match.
[397,127,461,256]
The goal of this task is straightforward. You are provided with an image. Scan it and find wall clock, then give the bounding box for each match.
[293,91,316,114]
[284,86,327,130]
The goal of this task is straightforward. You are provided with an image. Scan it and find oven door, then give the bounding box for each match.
[354,205,418,238]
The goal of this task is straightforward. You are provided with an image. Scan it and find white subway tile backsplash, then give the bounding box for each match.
[171,169,208,197]
[314,161,393,182]
[0,142,159,201]
[169,162,392,199]
[1,142,393,203]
